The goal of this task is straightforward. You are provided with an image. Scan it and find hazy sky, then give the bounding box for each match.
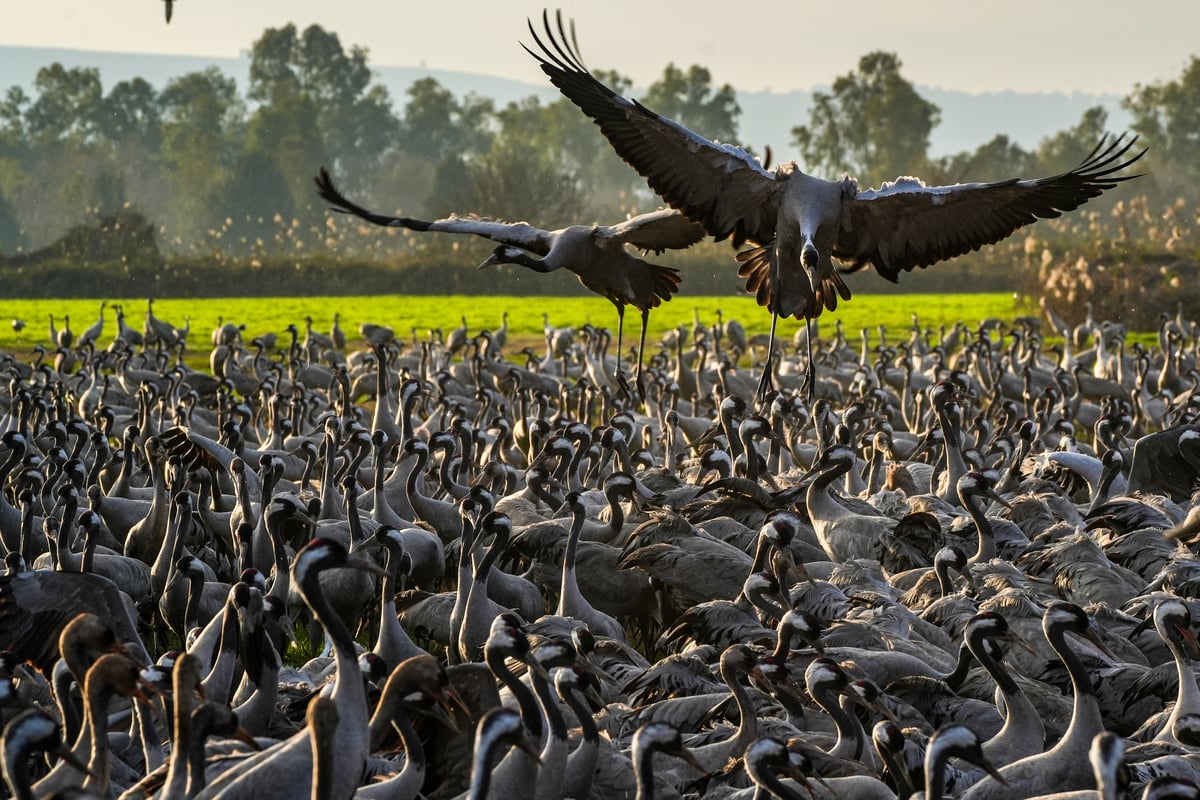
[5,0,1197,95]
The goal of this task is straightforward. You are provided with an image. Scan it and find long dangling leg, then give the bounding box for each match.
[612,301,631,398]
[756,310,778,401]
[635,307,650,403]
[804,316,816,403]
[758,241,783,403]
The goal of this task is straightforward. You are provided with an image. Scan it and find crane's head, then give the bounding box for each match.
[478,245,522,269]
[478,245,547,273]
[801,242,819,269]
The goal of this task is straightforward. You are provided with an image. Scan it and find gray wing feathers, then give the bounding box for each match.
[836,134,1145,280]
[605,209,708,254]
[421,218,557,254]
[525,11,779,247]
[314,166,556,254]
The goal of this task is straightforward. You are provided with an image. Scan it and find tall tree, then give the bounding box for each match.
[245,24,400,205]
[0,188,22,253]
[549,69,661,218]
[244,92,327,212]
[247,24,302,105]
[295,24,372,106]
[1124,56,1200,202]
[325,82,399,181]
[0,87,31,158]
[158,68,243,156]
[158,68,244,238]
[12,66,118,245]
[792,51,940,185]
[398,77,493,164]
[222,149,296,250]
[95,78,167,220]
[294,25,399,178]
[641,63,740,145]
[393,78,493,215]
[457,99,583,228]
[1032,105,1108,176]
[25,64,104,146]
[97,78,162,152]
[934,134,1033,185]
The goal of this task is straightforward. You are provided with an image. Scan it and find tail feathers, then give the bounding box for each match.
[647,263,682,307]
[737,244,842,319]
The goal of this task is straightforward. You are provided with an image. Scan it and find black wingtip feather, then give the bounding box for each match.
[522,11,776,247]
[313,168,416,230]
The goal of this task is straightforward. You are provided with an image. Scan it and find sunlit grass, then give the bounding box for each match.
[0,292,1045,359]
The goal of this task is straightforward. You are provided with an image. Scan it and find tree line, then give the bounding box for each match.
[0,23,1198,319]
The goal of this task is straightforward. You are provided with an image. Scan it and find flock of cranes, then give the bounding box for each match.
[0,292,1198,799]
[2,8,1188,800]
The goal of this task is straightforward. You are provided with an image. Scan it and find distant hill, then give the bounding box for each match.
[4,45,1131,167]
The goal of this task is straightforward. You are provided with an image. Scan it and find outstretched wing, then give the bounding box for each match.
[314,167,556,255]
[160,425,261,502]
[524,11,780,247]
[0,572,148,671]
[605,208,708,254]
[835,135,1146,281]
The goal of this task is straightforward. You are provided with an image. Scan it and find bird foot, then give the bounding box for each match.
[804,360,817,402]
[756,367,775,402]
[615,369,634,403]
[635,370,648,405]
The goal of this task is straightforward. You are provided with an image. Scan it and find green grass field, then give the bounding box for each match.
[1,292,1039,358]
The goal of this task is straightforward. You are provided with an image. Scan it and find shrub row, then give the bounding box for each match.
[1,249,1027,300]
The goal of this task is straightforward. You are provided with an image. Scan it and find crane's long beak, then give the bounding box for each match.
[957,564,980,597]
[425,688,464,734]
[346,550,388,577]
[234,725,262,750]
[674,746,706,774]
[52,743,96,777]
[977,755,1007,785]
[780,752,813,789]
[846,687,898,723]
[1166,506,1200,540]
[633,479,659,502]
[580,677,608,706]
[1002,630,1038,656]
[132,676,161,707]
[1174,623,1200,659]
[983,485,1013,511]
[348,538,387,556]
[419,701,460,735]
[1082,623,1116,662]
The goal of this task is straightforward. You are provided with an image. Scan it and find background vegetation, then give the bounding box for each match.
[2,24,1198,330]
[2,293,1028,363]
